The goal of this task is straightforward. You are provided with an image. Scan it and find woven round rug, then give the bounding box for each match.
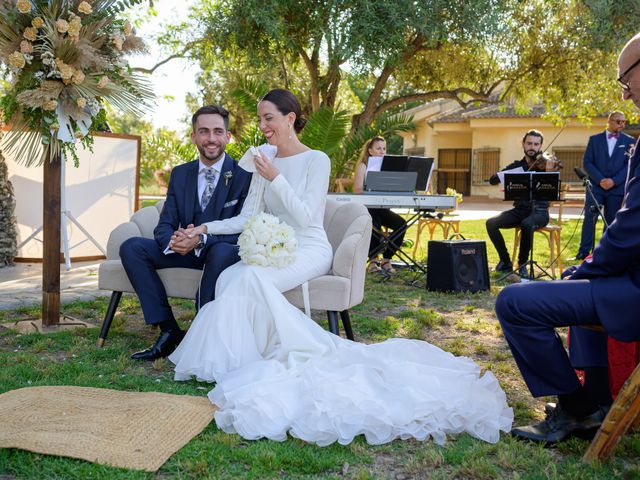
[0,386,216,472]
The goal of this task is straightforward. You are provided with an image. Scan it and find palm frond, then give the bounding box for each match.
[231,79,270,113]
[299,107,350,157]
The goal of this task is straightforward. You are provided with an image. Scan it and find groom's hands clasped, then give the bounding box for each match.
[170,224,200,255]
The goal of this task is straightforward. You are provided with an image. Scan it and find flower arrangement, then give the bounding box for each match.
[238,212,297,268]
[0,0,153,166]
[445,187,463,207]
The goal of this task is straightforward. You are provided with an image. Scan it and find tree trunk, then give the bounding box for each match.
[42,152,61,326]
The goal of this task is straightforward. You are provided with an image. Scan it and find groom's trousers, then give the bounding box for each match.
[120,236,240,325]
[496,279,607,397]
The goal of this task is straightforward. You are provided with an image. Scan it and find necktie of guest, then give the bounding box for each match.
[200,167,216,210]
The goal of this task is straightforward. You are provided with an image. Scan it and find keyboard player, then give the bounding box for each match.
[353,136,408,274]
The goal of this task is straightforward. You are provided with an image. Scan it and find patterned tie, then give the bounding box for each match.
[200,167,216,210]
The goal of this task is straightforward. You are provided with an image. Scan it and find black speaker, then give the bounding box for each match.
[426,240,490,293]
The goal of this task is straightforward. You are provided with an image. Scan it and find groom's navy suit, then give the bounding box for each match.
[496,139,640,397]
[120,154,251,325]
[577,130,635,257]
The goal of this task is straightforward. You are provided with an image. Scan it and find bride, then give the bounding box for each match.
[169,89,513,446]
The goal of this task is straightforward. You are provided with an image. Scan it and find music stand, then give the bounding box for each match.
[502,172,560,281]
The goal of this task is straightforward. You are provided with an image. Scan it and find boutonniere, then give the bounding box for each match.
[224,170,233,186]
[626,143,637,160]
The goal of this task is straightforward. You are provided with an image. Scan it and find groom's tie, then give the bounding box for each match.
[200,167,216,210]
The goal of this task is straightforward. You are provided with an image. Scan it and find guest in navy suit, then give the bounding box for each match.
[120,105,252,361]
[495,32,640,444]
[575,111,635,259]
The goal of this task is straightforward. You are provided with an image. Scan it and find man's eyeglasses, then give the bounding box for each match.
[618,58,640,91]
[610,119,627,124]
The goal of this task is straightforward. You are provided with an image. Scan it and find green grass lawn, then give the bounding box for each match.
[1,219,633,480]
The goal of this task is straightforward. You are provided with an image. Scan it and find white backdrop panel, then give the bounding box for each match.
[5,133,140,260]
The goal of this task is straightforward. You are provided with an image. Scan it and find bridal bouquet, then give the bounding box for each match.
[0,0,153,166]
[238,212,297,268]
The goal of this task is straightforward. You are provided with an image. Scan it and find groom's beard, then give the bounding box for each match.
[197,143,225,162]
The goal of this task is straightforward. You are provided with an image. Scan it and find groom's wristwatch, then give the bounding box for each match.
[195,233,206,250]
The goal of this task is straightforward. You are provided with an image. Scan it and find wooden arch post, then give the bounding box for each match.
[42,151,61,326]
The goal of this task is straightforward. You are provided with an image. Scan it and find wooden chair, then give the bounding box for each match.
[583,360,640,462]
[511,191,573,278]
[333,177,353,193]
[412,216,460,257]
[512,224,562,278]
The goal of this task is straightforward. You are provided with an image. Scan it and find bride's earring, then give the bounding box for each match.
[288,124,293,139]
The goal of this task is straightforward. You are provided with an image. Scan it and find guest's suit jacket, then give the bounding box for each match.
[572,139,640,342]
[154,154,252,248]
[583,131,635,196]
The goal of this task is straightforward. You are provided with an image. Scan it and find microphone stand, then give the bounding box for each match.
[579,175,609,252]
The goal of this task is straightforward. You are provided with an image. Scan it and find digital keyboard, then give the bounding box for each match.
[329,193,456,210]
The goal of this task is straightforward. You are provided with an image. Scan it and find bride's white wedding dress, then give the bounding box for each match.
[169,149,513,446]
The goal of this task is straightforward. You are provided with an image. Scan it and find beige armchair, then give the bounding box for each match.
[97,198,372,345]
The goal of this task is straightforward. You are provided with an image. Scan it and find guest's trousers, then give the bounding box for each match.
[496,279,603,397]
[120,236,240,325]
[485,207,549,265]
[577,190,623,257]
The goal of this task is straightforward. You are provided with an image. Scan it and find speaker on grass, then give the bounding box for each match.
[426,240,490,293]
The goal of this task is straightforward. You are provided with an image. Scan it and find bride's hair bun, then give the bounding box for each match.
[294,115,307,133]
[260,89,306,133]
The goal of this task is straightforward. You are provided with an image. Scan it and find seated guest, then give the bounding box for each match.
[486,130,560,276]
[353,136,408,273]
[495,31,640,444]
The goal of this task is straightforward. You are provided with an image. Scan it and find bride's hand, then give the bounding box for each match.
[254,150,279,181]
[184,224,207,238]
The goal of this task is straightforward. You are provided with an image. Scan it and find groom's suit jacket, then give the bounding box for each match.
[154,153,252,249]
[583,131,635,196]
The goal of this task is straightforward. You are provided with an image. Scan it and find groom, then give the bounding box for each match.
[120,105,252,361]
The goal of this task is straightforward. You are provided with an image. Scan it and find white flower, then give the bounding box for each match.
[238,213,297,268]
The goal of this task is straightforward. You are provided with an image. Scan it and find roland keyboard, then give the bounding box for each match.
[329,193,456,210]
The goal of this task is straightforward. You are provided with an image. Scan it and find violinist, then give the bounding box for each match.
[485,129,562,276]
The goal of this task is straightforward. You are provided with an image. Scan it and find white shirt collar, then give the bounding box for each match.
[198,154,225,174]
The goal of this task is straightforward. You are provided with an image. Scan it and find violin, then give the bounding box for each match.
[528,151,564,172]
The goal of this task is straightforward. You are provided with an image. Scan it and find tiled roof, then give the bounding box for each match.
[428,104,547,124]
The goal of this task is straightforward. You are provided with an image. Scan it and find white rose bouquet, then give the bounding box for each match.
[238,212,297,268]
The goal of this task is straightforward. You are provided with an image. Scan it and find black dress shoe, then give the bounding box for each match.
[495,260,513,272]
[517,265,530,278]
[511,405,606,444]
[130,329,186,361]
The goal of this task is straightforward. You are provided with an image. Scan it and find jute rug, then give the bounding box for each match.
[0,386,216,472]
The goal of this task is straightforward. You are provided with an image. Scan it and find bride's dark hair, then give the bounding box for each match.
[260,89,307,133]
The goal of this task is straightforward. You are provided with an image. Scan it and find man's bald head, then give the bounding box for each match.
[619,33,640,108]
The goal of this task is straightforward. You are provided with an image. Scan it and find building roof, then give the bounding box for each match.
[427,103,547,124]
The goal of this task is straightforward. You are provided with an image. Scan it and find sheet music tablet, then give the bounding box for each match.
[380,155,409,172]
[364,171,418,193]
[504,172,561,201]
[407,156,435,191]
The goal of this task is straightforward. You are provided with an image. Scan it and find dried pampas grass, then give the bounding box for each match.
[16,81,65,108]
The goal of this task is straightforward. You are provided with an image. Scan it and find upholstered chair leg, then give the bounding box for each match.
[327,311,340,336]
[340,310,355,341]
[97,291,122,347]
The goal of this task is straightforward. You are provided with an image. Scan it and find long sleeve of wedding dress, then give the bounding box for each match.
[169,149,513,447]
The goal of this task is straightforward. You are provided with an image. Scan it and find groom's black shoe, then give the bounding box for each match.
[130,329,186,361]
[511,405,606,444]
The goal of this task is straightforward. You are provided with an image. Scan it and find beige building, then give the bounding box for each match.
[399,100,635,198]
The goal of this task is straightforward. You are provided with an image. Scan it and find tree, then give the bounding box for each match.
[157,0,640,129]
